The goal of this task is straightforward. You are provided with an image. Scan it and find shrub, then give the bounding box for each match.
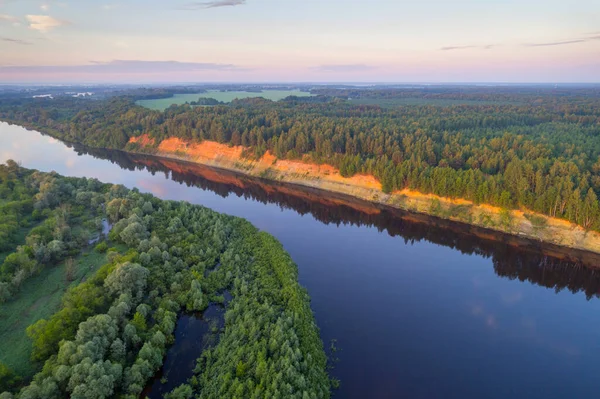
[95,242,109,253]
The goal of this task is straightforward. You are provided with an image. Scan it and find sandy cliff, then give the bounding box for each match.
[128,135,600,255]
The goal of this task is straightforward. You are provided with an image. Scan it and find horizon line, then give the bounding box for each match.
[2,81,600,86]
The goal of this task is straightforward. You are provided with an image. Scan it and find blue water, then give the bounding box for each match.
[2,121,600,398]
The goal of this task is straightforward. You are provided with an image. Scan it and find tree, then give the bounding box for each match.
[582,188,599,229]
[131,312,148,333]
[120,222,148,247]
[104,262,149,302]
[186,279,204,311]
[0,362,20,393]
[165,384,193,399]
[65,257,76,282]
[68,358,123,399]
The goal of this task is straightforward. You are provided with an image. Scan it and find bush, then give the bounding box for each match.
[525,213,548,229]
[0,362,20,393]
[95,242,108,253]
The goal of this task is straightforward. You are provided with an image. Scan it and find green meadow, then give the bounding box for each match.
[136,90,313,110]
[0,245,125,378]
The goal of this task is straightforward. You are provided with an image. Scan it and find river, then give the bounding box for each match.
[2,121,600,399]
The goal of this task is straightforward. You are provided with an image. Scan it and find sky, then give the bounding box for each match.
[0,0,599,83]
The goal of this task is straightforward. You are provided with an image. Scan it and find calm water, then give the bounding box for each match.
[2,122,600,399]
[143,304,226,398]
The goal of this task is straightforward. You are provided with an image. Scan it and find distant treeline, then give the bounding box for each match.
[1,86,600,231]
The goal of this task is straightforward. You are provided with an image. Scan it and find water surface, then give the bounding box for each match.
[143,304,226,398]
[2,122,600,399]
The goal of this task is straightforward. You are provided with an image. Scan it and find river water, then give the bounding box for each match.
[2,121,600,399]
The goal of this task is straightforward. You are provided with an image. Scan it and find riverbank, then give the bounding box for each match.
[4,117,600,255]
[125,135,600,256]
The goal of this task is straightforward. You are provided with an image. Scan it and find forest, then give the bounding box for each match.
[0,86,599,232]
[0,162,330,398]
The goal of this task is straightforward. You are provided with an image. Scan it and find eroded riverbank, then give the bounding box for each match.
[125,135,600,255]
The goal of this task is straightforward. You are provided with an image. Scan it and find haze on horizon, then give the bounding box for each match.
[0,0,598,83]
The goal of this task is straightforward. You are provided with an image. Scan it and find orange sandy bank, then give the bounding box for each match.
[128,136,600,254]
[129,133,155,147]
[154,137,382,191]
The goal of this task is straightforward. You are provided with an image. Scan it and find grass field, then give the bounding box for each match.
[136,90,313,111]
[348,98,523,107]
[0,247,111,378]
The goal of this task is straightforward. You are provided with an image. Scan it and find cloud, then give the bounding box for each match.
[0,60,239,74]
[40,4,49,11]
[440,44,496,51]
[181,0,246,9]
[443,34,598,50]
[311,64,376,72]
[524,39,586,47]
[26,15,69,32]
[523,33,600,47]
[440,45,475,51]
[0,14,20,25]
[102,4,119,10]
[1,37,33,45]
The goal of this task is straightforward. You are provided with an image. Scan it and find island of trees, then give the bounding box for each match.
[1,86,599,234]
[0,162,330,398]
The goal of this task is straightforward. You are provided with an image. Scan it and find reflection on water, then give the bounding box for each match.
[75,143,600,299]
[3,122,600,399]
[142,304,226,398]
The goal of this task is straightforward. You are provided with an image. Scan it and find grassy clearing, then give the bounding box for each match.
[349,98,522,108]
[136,90,313,111]
[0,247,111,378]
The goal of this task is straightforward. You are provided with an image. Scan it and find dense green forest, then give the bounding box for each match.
[0,162,330,398]
[1,86,600,231]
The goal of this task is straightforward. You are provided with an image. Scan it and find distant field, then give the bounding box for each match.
[349,98,523,107]
[137,90,313,110]
[0,246,116,378]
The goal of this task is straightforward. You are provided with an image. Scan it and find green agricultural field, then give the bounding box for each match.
[136,90,313,110]
[0,247,113,378]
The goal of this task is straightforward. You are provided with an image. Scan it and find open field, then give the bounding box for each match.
[136,90,313,110]
[0,247,112,378]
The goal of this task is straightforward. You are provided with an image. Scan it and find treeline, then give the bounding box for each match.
[0,163,329,398]
[189,98,223,106]
[1,87,600,230]
[311,86,600,104]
